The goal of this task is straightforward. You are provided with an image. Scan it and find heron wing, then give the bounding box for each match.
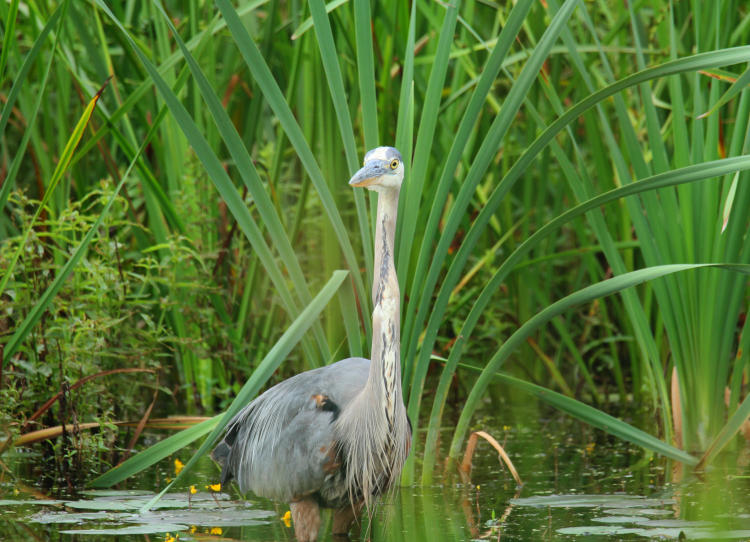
[212,357,369,502]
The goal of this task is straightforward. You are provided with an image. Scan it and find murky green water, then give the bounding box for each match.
[2,405,749,540]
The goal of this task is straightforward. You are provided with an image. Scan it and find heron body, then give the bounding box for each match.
[213,147,411,541]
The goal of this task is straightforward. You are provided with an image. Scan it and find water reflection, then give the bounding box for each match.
[1,408,748,540]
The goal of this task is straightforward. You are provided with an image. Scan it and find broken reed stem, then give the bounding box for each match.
[460,430,523,487]
[9,417,211,447]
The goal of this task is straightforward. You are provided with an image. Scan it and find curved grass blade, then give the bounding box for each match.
[3,103,167,365]
[448,263,750,460]
[698,63,750,119]
[697,392,750,468]
[89,416,219,488]
[215,0,370,335]
[136,270,350,510]
[290,0,347,40]
[0,0,20,84]
[404,0,580,450]
[489,371,698,465]
[396,0,459,284]
[421,154,750,481]
[401,0,533,388]
[95,0,313,345]
[0,74,106,302]
[412,46,750,433]
[353,0,378,151]
[309,0,373,288]
[153,0,330,361]
[0,2,66,212]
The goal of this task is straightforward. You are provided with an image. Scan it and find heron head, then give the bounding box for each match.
[349,146,404,191]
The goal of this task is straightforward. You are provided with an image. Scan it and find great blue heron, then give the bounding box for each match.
[212,146,412,541]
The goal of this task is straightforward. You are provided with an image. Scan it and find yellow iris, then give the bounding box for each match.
[210,527,223,535]
[189,485,198,495]
[174,458,184,475]
[206,483,221,492]
[281,510,292,528]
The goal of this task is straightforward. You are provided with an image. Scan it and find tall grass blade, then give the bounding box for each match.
[3,105,166,364]
[0,2,66,212]
[0,72,105,300]
[422,155,750,481]
[215,0,370,333]
[153,0,331,361]
[138,270,350,510]
[491,372,698,465]
[309,0,373,287]
[448,263,750,459]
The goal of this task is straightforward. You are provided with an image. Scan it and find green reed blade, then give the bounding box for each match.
[2,104,168,365]
[153,0,331,361]
[491,371,698,465]
[421,154,750,482]
[405,0,579,446]
[138,270,349,509]
[309,0,373,289]
[215,0,370,336]
[449,263,750,459]
[395,0,459,286]
[401,0,532,389]
[96,0,311,338]
[0,50,98,301]
[0,2,65,213]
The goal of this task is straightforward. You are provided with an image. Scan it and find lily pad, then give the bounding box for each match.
[557,525,644,535]
[591,515,647,524]
[512,494,675,509]
[59,523,188,535]
[63,500,138,511]
[603,508,673,516]
[80,489,153,497]
[29,510,125,524]
[135,508,274,527]
[0,499,64,506]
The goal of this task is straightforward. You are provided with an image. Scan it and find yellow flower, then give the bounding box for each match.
[165,534,178,542]
[190,485,198,495]
[174,458,184,475]
[281,510,292,528]
[585,442,596,454]
[206,483,221,492]
[189,525,197,534]
[210,527,223,535]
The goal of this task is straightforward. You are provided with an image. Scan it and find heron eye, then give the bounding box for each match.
[390,159,399,169]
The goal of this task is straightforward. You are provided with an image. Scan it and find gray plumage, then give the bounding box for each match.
[213,357,369,506]
[212,146,411,541]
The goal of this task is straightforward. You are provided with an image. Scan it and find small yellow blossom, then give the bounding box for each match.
[209,527,223,535]
[189,525,197,534]
[190,485,198,495]
[165,477,173,483]
[165,533,178,542]
[281,510,292,528]
[12,488,19,496]
[585,442,595,454]
[206,483,221,492]
[174,458,184,475]
[503,425,511,431]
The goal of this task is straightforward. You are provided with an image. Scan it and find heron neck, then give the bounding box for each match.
[368,187,402,415]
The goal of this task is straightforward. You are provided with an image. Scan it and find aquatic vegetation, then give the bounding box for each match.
[1,0,748,505]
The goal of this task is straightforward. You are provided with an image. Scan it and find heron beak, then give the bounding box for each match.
[349,161,389,187]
